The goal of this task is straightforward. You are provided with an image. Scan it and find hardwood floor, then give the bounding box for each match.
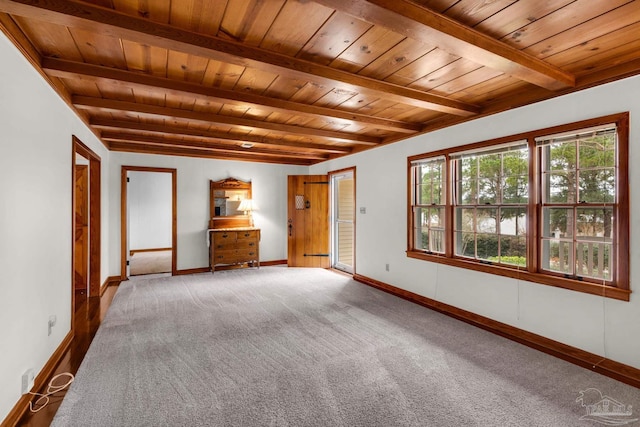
[16,285,119,427]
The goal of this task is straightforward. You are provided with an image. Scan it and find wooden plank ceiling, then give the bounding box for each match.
[1,0,639,165]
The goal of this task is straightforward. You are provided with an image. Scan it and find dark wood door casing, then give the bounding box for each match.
[74,164,89,291]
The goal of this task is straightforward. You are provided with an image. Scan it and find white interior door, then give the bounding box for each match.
[331,170,355,273]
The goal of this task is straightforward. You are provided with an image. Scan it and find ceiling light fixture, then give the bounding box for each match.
[240,143,254,149]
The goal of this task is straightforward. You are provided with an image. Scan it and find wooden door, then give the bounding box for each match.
[74,165,89,291]
[287,175,330,268]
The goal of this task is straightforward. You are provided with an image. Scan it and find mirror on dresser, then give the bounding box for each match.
[209,177,252,229]
[208,177,260,272]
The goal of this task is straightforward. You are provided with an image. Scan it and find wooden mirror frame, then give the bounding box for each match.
[209,177,252,229]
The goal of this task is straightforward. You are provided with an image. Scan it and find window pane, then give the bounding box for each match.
[576,208,614,239]
[337,222,353,266]
[499,236,526,267]
[476,208,497,233]
[503,149,528,175]
[478,178,498,204]
[578,168,615,203]
[426,207,445,227]
[575,242,612,280]
[455,208,475,232]
[500,208,527,236]
[545,141,577,172]
[541,239,574,274]
[478,153,501,178]
[416,161,444,205]
[458,179,477,204]
[579,135,615,168]
[457,156,476,205]
[477,233,498,261]
[414,208,429,251]
[455,231,475,257]
[542,208,574,238]
[544,171,577,203]
[502,174,528,204]
[414,207,445,253]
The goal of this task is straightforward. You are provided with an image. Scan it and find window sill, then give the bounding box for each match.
[406,250,630,301]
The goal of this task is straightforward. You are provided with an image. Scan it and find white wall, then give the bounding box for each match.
[109,152,307,273]
[311,74,640,370]
[128,171,172,250]
[0,32,110,421]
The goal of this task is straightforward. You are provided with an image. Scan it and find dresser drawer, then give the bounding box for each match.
[235,239,258,250]
[212,250,238,263]
[213,232,236,244]
[236,248,258,259]
[236,230,259,240]
[214,240,237,250]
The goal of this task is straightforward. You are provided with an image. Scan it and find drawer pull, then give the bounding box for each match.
[244,233,250,237]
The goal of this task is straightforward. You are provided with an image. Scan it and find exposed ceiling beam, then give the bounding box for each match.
[312,0,575,91]
[0,0,480,116]
[41,57,421,134]
[73,96,380,145]
[94,122,352,154]
[101,133,330,161]
[108,141,317,165]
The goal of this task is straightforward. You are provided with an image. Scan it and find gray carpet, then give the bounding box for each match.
[52,268,640,426]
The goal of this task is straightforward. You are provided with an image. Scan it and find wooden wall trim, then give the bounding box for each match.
[175,267,210,276]
[99,276,121,296]
[0,331,74,427]
[260,259,287,267]
[129,247,172,256]
[353,273,640,389]
[174,260,287,276]
[73,136,102,298]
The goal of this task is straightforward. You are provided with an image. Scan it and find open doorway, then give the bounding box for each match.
[121,166,177,279]
[330,168,355,274]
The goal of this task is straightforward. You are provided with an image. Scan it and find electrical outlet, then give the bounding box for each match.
[48,315,57,336]
[385,263,390,271]
[22,369,35,394]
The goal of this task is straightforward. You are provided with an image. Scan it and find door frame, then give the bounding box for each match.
[74,163,89,292]
[329,167,356,274]
[120,166,177,279]
[72,136,101,299]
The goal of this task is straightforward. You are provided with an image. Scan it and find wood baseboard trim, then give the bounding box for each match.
[100,276,121,296]
[353,273,640,389]
[1,331,74,427]
[329,268,353,277]
[129,247,172,256]
[260,259,287,266]
[175,267,211,276]
[177,261,286,276]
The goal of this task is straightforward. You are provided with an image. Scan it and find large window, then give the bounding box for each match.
[411,157,446,254]
[452,142,528,267]
[407,113,629,300]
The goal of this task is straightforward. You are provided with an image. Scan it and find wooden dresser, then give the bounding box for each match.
[209,228,260,272]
